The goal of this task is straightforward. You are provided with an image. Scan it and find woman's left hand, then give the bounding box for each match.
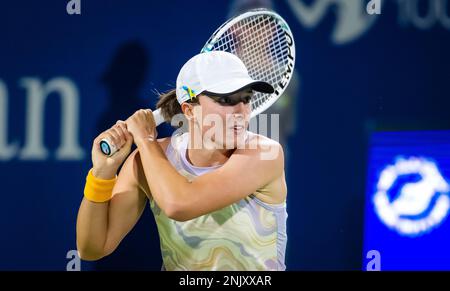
[126,109,158,145]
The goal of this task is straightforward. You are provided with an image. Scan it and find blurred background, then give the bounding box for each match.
[1,0,449,270]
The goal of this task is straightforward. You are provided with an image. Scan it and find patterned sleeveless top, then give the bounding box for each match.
[149,132,288,270]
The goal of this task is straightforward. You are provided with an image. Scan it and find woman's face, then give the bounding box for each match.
[190,89,253,149]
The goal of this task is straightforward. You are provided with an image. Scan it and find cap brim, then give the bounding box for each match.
[204,78,274,96]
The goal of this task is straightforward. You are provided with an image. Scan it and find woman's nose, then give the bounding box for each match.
[234,100,248,113]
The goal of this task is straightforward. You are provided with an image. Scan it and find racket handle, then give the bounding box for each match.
[151,108,165,126]
[100,108,164,156]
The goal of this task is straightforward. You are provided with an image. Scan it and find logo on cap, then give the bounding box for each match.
[182,86,197,102]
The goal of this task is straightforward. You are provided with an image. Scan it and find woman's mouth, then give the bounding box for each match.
[232,125,245,133]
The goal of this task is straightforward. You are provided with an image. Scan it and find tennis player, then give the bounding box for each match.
[77,51,288,271]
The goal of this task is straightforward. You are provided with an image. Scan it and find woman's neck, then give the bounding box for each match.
[186,133,234,168]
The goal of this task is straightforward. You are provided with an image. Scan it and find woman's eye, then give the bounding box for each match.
[243,96,251,104]
[216,95,251,105]
[219,97,233,105]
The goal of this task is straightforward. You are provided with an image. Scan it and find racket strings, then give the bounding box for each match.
[211,14,290,111]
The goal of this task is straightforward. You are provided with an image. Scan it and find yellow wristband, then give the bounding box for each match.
[84,169,117,202]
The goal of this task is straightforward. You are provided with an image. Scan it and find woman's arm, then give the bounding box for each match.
[76,149,148,261]
[135,136,284,221]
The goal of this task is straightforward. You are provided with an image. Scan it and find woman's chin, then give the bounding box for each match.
[225,130,248,149]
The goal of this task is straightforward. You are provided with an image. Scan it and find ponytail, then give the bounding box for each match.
[156,89,198,128]
[156,89,181,123]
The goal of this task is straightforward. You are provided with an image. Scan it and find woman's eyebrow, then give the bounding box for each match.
[238,90,253,97]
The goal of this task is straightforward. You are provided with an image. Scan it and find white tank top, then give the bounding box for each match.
[149,132,288,270]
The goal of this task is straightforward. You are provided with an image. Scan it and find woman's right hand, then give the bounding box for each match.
[91,120,134,179]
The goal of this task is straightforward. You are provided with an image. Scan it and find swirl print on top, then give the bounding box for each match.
[149,132,288,271]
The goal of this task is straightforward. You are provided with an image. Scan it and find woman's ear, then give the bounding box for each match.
[181,102,195,120]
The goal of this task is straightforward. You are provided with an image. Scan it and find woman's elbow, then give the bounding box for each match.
[76,240,106,261]
[77,247,105,261]
[163,201,193,222]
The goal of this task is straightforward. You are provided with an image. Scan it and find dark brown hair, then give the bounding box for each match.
[156,89,198,127]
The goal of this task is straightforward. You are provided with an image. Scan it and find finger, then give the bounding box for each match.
[116,120,127,128]
[111,126,126,147]
[95,134,112,146]
[115,124,129,144]
[94,136,102,145]
[118,120,132,139]
[94,128,111,144]
[117,124,128,140]
[136,109,146,117]
[107,129,121,148]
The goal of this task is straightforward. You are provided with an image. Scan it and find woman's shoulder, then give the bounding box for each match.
[232,131,285,177]
[237,132,287,204]
[237,132,284,158]
[246,131,281,146]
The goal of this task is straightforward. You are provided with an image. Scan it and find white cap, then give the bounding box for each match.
[176,51,274,104]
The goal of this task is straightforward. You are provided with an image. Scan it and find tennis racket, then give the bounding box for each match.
[100,8,296,156]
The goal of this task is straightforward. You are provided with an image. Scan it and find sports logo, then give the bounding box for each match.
[286,0,380,44]
[373,157,450,237]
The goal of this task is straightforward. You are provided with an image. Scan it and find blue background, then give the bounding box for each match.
[363,131,450,270]
[1,0,449,270]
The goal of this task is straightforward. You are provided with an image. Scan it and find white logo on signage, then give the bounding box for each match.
[286,0,380,44]
[0,78,84,161]
[373,157,450,237]
[286,0,450,45]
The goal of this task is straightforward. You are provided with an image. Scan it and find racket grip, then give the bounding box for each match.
[100,108,164,156]
[153,108,165,126]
